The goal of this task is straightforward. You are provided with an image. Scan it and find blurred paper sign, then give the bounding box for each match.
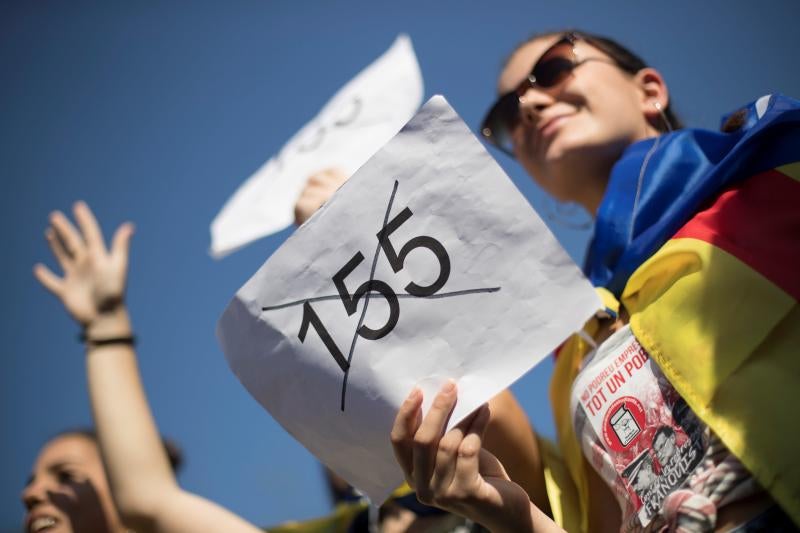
[210,34,424,258]
[217,96,601,502]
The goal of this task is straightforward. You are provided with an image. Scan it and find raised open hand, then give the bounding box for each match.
[33,201,134,327]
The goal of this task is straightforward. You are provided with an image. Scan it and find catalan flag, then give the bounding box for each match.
[624,160,800,525]
[548,94,800,529]
[585,93,800,298]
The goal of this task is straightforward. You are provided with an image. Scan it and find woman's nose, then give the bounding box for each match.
[517,87,551,127]
[21,478,48,510]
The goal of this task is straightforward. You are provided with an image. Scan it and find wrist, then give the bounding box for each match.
[84,305,132,340]
[484,501,563,533]
[473,488,539,533]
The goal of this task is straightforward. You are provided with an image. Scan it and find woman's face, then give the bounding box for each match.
[498,36,658,213]
[22,434,123,533]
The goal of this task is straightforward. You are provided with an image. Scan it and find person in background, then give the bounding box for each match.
[33,202,264,533]
[22,429,181,533]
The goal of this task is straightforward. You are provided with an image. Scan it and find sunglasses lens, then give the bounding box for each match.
[532,40,576,88]
[481,92,519,155]
[480,36,578,157]
[533,56,574,87]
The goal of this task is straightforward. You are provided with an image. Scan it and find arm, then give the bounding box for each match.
[390,382,565,533]
[484,390,551,516]
[34,202,262,533]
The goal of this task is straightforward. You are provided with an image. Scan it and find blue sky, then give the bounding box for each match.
[2,1,799,529]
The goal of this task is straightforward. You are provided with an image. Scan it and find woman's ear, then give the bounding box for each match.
[634,67,670,129]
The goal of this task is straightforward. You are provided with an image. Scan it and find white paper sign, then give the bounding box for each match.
[210,34,424,258]
[217,96,602,503]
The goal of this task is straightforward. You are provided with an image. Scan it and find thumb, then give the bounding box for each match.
[111,222,135,267]
[33,263,64,297]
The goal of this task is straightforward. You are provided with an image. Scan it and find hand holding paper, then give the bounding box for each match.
[293,168,349,225]
[390,383,540,532]
[217,95,601,502]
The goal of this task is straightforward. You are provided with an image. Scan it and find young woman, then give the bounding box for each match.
[32,202,266,533]
[22,429,181,533]
[23,431,129,533]
[390,31,799,532]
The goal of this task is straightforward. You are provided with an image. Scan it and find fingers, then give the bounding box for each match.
[50,210,85,259]
[294,192,323,225]
[306,172,328,187]
[110,222,134,269]
[391,387,423,485]
[298,188,330,209]
[307,167,348,187]
[390,383,505,519]
[45,228,72,272]
[294,169,350,225]
[73,201,106,255]
[431,414,469,495]
[412,381,457,500]
[453,404,493,489]
[33,263,64,295]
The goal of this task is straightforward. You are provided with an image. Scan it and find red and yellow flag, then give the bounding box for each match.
[624,162,800,524]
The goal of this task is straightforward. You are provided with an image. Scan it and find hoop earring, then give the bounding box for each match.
[653,101,673,132]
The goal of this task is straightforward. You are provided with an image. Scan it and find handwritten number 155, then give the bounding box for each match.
[298,206,451,371]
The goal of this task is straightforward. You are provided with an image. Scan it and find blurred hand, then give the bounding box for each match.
[390,382,534,531]
[294,168,349,225]
[33,201,134,327]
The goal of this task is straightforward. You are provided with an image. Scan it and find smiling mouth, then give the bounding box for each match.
[539,115,571,138]
[30,516,58,532]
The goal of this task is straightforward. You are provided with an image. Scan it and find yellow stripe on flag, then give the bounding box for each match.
[624,236,799,524]
[549,287,617,533]
[776,161,800,183]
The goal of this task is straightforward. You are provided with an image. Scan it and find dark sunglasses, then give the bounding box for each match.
[480,33,613,157]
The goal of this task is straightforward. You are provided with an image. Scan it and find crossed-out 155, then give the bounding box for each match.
[262,180,499,411]
[299,200,450,410]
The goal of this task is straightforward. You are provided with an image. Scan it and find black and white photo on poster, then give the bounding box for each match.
[571,326,706,526]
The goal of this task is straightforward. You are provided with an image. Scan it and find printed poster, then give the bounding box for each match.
[571,326,705,526]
